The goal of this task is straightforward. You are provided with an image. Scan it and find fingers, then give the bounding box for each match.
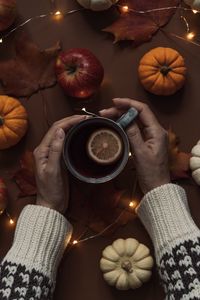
[34,145,49,172]
[127,123,145,154]
[99,98,160,130]
[34,115,87,172]
[113,98,160,128]
[99,107,124,119]
[47,128,65,170]
[40,115,87,148]
[99,98,163,144]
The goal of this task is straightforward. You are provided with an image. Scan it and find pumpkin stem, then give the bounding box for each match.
[0,116,4,126]
[160,65,171,76]
[121,260,133,273]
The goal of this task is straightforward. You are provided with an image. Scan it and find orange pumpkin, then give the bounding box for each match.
[0,95,28,149]
[138,47,187,96]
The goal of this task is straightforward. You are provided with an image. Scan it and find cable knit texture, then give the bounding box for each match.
[0,205,72,299]
[1,186,200,299]
[138,184,200,300]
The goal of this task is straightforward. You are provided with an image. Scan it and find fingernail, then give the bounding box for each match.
[56,128,65,139]
[99,109,106,113]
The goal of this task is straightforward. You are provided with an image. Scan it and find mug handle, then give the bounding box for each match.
[116,107,138,129]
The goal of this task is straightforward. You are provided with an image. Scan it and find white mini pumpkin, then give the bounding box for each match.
[190,140,200,185]
[100,238,154,290]
[76,0,118,11]
[184,0,200,9]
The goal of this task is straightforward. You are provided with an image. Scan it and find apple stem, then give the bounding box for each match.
[66,65,77,75]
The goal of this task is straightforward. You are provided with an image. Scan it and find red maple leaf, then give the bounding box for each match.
[103,0,180,43]
[13,151,36,197]
[168,129,191,180]
[0,34,61,97]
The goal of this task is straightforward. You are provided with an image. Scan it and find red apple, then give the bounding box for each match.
[0,0,16,32]
[55,48,104,99]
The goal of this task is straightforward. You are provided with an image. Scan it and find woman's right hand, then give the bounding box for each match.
[100,98,170,194]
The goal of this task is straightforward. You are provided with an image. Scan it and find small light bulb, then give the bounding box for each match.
[129,152,132,157]
[121,5,129,13]
[73,240,78,245]
[186,32,195,40]
[53,10,63,20]
[0,38,3,43]
[82,107,86,112]
[9,219,14,225]
[129,201,134,207]
[55,10,61,15]
[128,200,139,210]
[192,9,198,14]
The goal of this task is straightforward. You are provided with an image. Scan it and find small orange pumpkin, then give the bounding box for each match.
[0,95,28,149]
[138,47,187,96]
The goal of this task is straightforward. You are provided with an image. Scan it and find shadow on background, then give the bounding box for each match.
[147,88,185,114]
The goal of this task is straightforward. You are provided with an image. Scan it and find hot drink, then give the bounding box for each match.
[63,108,138,184]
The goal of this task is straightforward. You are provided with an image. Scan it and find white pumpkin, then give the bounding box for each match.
[76,0,119,11]
[184,0,200,9]
[100,238,154,290]
[190,140,200,185]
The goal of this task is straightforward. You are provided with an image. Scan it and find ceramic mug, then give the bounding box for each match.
[63,108,138,184]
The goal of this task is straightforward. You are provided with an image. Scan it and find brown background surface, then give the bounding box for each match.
[1,0,200,299]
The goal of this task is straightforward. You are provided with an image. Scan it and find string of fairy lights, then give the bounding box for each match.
[0,210,14,225]
[70,175,138,247]
[0,0,199,239]
[118,4,199,42]
[0,2,199,44]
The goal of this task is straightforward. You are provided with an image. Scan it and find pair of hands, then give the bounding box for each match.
[34,98,170,214]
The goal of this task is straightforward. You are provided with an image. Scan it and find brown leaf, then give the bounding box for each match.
[168,129,191,180]
[69,179,138,235]
[0,34,61,97]
[103,0,180,43]
[0,178,8,211]
[13,151,36,197]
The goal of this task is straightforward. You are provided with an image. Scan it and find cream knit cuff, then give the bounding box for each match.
[3,205,72,280]
[137,184,200,257]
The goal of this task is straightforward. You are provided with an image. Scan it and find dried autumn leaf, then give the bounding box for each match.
[0,178,8,212]
[69,180,137,235]
[13,151,36,197]
[168,129,191,180]
[0,34,61,97]
[103,0,180,43]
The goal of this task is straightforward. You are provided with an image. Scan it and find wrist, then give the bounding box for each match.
[3,205,73,279]
[142,178,170,194]
[36,196,65,214]
[137,184,199,258]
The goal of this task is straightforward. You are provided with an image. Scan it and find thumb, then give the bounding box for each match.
[127,123,145,154]
[48,128,65,169]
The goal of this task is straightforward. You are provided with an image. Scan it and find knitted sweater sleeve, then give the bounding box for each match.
[0,205,72,300]
[137,183,200,300]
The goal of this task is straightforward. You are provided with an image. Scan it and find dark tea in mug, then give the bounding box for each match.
[63,108,138,184]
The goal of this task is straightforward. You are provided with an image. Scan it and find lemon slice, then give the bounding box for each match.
[87,128,123,165]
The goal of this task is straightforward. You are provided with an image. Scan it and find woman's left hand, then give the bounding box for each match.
[34,115,87,214]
